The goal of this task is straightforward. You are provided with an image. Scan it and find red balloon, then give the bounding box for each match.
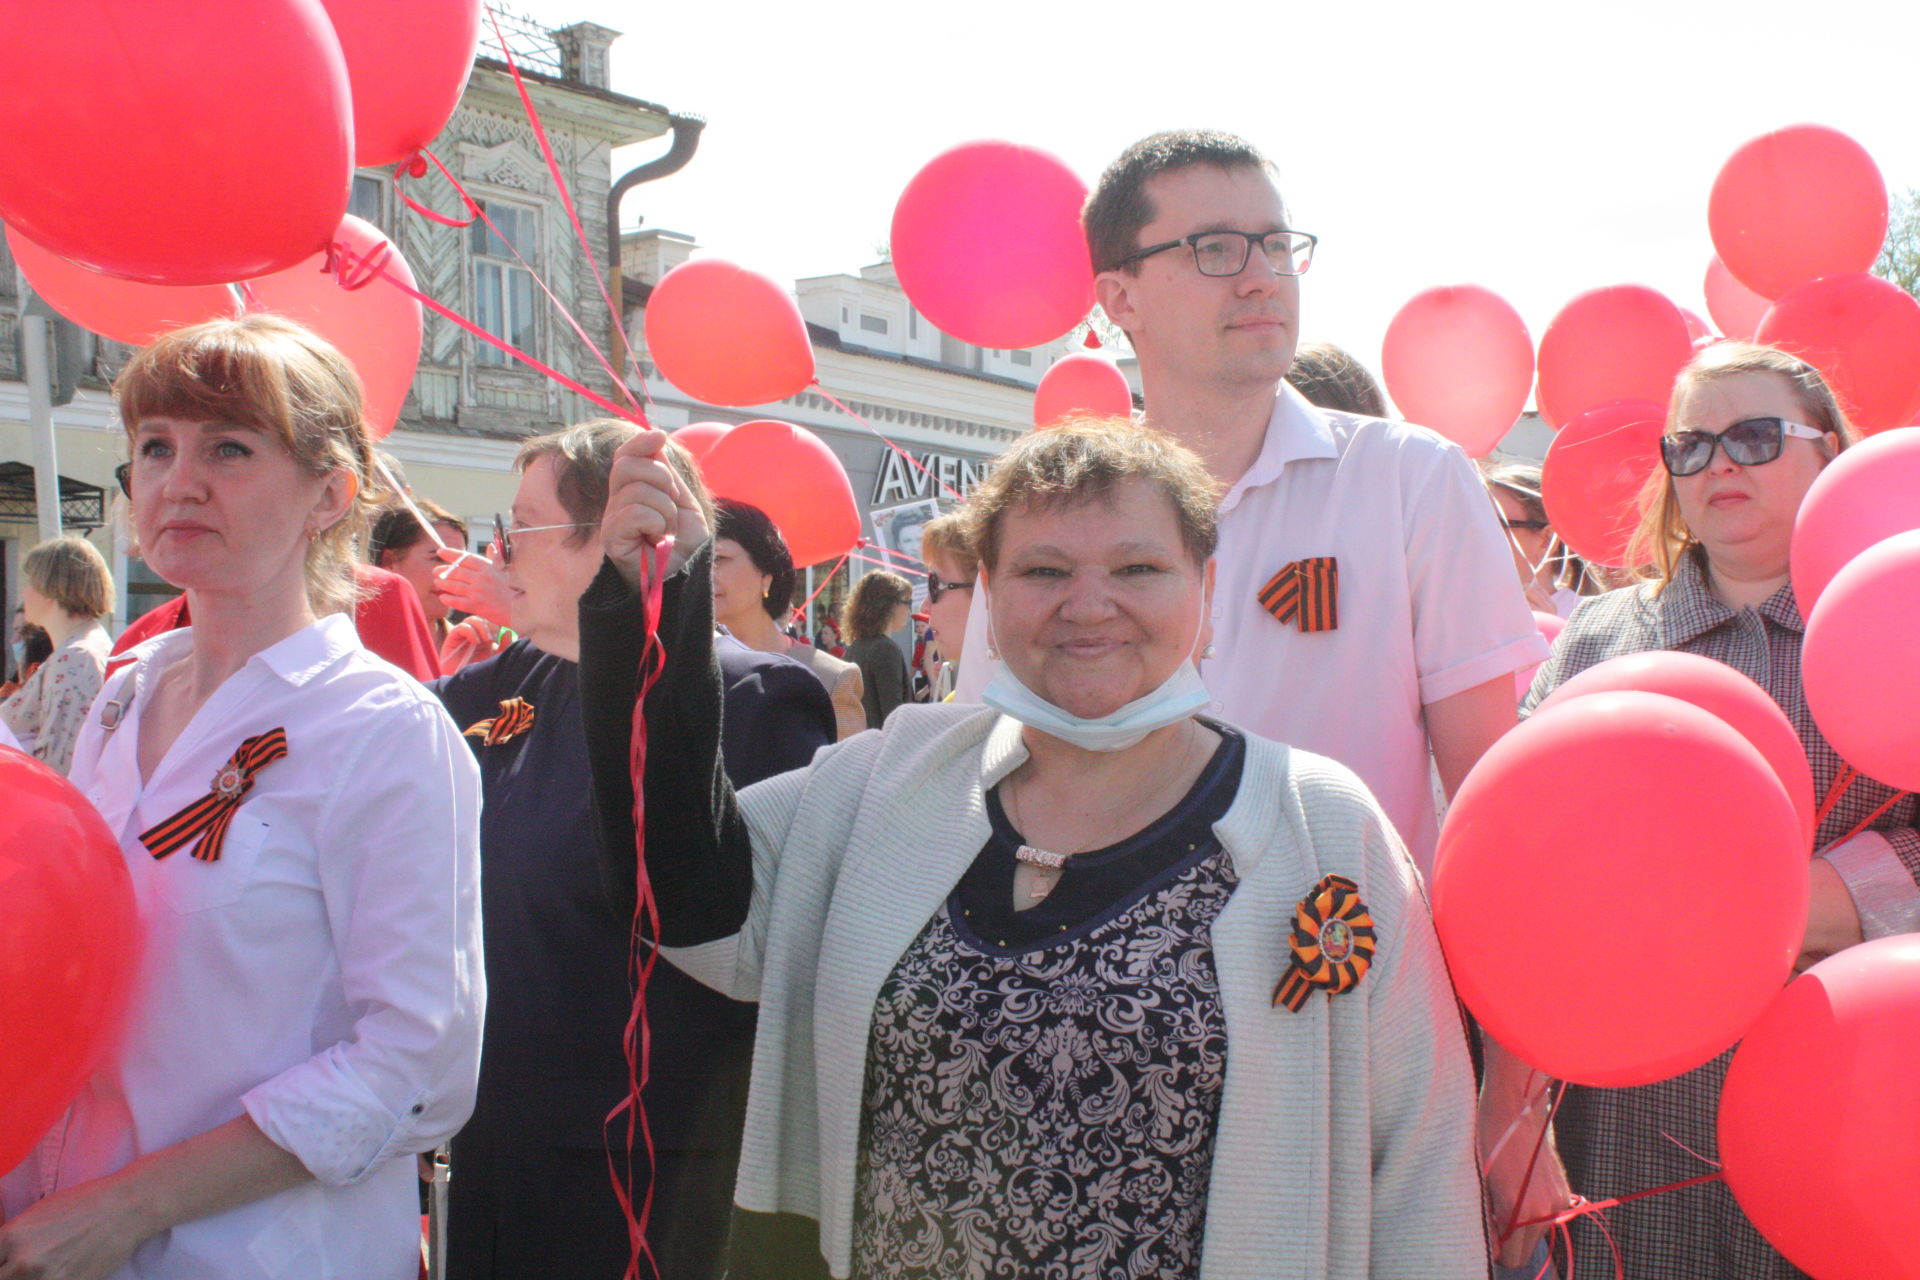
[1432,691,1806,1086]
[1540,399,1665,566]
[1513,610,1565,700]
[0,748,140,1174]
[1791,427,1920,615]
[1705,255,1772,342]
[1033,353,1133,428]
[7,224,239,346]
[892,141,1094,350]
[320,0,479,167]
[644,259,815,408]
[1535,285,1692,427]
[1679,307,1713,346]
[247,216,422,439]
[671,421,735,462]
[1802,528,1920,792]
[1380,285,1534,457]
[700,419,861,567]
[0,0,352,284]
[1536,650,1817,852]
[1720,935,1920,1280]
[1709,124,1888,301]
[1755,272,1920,434]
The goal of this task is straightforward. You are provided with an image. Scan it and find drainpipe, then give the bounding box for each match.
[607,113,706,377]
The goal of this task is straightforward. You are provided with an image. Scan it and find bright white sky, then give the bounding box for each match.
[527,0,1920,386]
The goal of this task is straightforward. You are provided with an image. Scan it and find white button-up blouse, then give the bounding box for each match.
[0,614,484,1280]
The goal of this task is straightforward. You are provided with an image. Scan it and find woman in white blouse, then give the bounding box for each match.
[0,315,484,1280]
[0,536,115,774]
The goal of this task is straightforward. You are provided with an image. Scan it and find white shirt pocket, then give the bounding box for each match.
[153,811,273,915]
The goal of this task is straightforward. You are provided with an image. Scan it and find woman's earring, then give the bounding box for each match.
[1202,643,1217,660]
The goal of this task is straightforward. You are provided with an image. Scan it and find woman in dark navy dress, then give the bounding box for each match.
[435,421,833,1280]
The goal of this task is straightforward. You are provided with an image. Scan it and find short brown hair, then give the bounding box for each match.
[1627,342,1855,590]
[918,511,977,580]
[368,497,466,565]
[515,419,715,543]
[965,417,1221,574]
[842,569,912,642]
[23,535,114,619]
[1285,342,1388,418]
[116,315,375,617]
[1084,130,1278,274]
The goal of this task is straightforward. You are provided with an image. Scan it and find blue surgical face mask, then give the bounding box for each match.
[979,576,1212,752]
[8,640,22,668]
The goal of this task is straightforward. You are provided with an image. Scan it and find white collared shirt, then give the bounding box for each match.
[1,614,484,1280]
[958,386,1544,875]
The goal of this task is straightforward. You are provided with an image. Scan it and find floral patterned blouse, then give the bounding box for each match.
[851,729,1245,1280]
[0,620,111,775]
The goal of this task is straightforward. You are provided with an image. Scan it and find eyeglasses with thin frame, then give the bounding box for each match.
[926,572,974,605]
[1659,417,1829,477]
[1111,229,1317,277]
[493,513,599,567]
[1501,519,1551,533]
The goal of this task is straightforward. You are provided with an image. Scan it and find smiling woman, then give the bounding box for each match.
[578,417,1489,1279]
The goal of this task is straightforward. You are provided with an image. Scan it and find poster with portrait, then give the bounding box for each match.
[870,498,939,606]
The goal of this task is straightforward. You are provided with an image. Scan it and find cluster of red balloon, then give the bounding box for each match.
[672,419,861,569]
[0,0,478,436]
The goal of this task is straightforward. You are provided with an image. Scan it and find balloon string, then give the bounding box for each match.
[391,146,481,228]
[332,238,646,426]
[848,551,925,577]
[369,454,449,553]
[1815,765,1859,828]
[606,538,672,1280]
[791,551,852,628]
[811,382,967,503]
[483,7,656,418]
[1836,790,1911,845]
[1497,1075,1566,1251]
[389,149,646,418]
[860,541,929,571]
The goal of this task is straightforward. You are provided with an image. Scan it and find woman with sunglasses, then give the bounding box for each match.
[1515,342,1919,1279]
[429,421,833,1280]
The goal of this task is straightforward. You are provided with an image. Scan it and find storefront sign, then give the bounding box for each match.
[871,448,990,505]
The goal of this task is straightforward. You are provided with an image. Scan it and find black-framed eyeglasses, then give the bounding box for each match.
[114,462,132,498]
[926,572,974,605]
[1502,519,1551,533]
[1112,229,1317,277]
[1659,417,1829,477]
[493,513,598,567]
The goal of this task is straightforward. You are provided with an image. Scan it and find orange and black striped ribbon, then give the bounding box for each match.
[463,697,536,746]
[139,727,289,863]
[1258,556,1339,632]
[1273,872,1377,1011]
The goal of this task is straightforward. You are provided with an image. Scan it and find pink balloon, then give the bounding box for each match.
[1540,399,1665,567]
[1535,285,1693,427]
[320,0,479,167]
[1756,272,1920,434]
[700,420,861,568]
[1433,691,1807,1086]
[1802,528,1920,791]
[1792,427,1920,615]
[7,224,239,346]
[246,216,422,439]
[1033,353,1132,428]
[1720,935,1920,1280]
[892,141,1094,350]
[671,421,734,462]
[1380,285,1534,457]
[1512,610,1565,700]
[0,0,352,285]
[1679,307,1713,346]
[1705,255,1772,342]
[644,259,815,408]
[1536,650,1817,852]
[1709,124,1889,301]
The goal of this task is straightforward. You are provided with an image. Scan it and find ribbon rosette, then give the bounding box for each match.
[139,727,289,863]
[464,697,535,746]
[1273,872,1377,1011]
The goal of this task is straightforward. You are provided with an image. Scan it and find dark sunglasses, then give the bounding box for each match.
[926,572,974,605]
[115,462,132,498]
[1660,417,1828,477]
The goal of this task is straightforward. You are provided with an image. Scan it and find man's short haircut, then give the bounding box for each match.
[1285,343,1388,419]
[515,419,715,547]
[1084,130,1279,274]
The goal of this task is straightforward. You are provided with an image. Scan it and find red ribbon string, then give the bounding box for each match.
[1814,764,1859,828]
[791,551,852,628]
[484,10,655,416]
[812,382,967,503]
[1838,790,1911,844]
[849,550,926,577]
[606,539,673,1280]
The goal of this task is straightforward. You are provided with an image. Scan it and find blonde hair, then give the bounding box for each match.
[23,535,114,619]
[1626,342,1855,591]
[115,315,375,617]
[963,416,1221,573]
[918,511,977,580]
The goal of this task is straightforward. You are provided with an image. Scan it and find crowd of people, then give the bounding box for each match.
[0,126,1912,1280]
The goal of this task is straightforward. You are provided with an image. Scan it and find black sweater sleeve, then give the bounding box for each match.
[578,541,754,946]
